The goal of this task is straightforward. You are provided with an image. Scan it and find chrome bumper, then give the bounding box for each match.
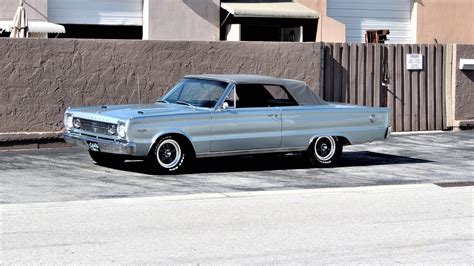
[64,132,136,155]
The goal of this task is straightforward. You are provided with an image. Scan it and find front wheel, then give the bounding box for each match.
[307,136,342,167]
[146,136,189,174]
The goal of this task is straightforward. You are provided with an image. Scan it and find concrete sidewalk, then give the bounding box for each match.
[2,184,472,264]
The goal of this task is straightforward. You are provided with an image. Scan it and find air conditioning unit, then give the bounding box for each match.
[281,27,303,42]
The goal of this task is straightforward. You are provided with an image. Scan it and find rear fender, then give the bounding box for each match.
[308,133,352,148]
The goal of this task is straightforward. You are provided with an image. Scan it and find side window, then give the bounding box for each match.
[234,84,270,108]
[233,84,298,108]
[224,87,239,108]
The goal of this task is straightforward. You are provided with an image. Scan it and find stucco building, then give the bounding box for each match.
[0,0,473,44]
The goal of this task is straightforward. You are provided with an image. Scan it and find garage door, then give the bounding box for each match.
[48,0,143,26]
[328,0,412,43]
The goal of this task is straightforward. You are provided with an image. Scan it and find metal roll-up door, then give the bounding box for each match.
[328,0,412,43]
[48,0,143,26]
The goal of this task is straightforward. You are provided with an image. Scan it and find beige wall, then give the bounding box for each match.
[316,15,345,43]
[296,0,345,43]
[295,0,327,16]
[0,0,47,21]
[414,0,474,44]
[144,0,220,41]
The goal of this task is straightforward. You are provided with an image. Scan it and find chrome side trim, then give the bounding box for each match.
[196,147,306,158]
[64,132,137,155]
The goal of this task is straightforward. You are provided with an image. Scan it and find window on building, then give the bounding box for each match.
[50,24,142,39]
[220,1,319,42]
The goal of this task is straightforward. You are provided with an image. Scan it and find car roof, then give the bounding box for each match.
[183,74,327,106]
[184,74,305,86]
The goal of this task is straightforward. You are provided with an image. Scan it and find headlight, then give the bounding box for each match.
[117,123,126,138]
[73,118,81,128]
[64,114,73,129]
[108,124,117,135]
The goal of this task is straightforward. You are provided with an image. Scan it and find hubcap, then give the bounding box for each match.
[157,139,181,169]
[314,136,336,161]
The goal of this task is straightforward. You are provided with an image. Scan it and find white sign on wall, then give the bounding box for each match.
[406,54,423,70]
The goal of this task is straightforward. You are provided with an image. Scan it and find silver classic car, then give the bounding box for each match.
[64,74,390,173]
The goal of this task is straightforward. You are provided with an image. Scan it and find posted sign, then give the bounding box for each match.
[406,54,423,70]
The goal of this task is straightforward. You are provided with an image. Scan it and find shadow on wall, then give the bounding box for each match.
[220,0,291,3]
[461,70,474,82]
[183,0,220,25]
[321,44,388,105]
[24,1,47,20]
[322,43,449,132]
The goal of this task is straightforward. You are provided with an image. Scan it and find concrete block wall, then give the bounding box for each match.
[0,39,322,135]
[455,45,474,124]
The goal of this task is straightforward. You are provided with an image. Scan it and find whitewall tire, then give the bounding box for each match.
[308,136,342,167]
[147,136,188,174]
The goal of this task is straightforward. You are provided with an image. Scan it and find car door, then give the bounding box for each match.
[210,84,282,152]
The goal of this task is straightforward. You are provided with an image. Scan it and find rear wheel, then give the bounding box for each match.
[147,136,189,174]
[89,151,125,166]
[308,136,342,167]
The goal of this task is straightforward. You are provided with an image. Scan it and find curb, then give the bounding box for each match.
[0,131,68,151]
[1,183,458,211]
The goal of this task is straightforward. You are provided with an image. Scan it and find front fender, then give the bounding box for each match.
[145,128,195,156]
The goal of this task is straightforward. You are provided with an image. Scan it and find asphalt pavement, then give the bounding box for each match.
[0,130,473,204]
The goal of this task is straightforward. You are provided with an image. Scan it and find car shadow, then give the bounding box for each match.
[101,151,432,175]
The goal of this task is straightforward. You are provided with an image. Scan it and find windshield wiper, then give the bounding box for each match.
[156,99,169,104]
[175,100,194,107]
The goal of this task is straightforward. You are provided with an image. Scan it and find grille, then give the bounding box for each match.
[77,118,114,135]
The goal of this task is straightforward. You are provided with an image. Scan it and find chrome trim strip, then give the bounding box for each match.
[214,82,236,110]
[64,132,136,155]
[196,147,306,158]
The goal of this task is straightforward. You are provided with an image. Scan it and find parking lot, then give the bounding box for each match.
[1,130,473,204]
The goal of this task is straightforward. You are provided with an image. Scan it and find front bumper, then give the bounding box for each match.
[64,132,136,155]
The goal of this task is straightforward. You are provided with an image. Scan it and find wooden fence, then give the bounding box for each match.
[321,43,447,132]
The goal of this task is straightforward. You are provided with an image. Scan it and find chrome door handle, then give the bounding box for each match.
[268,114,279,118]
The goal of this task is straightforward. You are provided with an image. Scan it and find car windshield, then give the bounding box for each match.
[160,78,228,108]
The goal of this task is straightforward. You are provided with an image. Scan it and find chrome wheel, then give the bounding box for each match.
[156,139,182,169]
[314,136,336,162]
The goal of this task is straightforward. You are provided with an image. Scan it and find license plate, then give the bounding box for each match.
[87,142,100,152]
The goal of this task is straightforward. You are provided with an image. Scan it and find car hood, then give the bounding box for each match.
[68,103,200,122]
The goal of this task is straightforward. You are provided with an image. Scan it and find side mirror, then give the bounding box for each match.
[221,102,229,111]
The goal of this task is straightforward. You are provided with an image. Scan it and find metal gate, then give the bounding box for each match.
[321,43,447,132]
